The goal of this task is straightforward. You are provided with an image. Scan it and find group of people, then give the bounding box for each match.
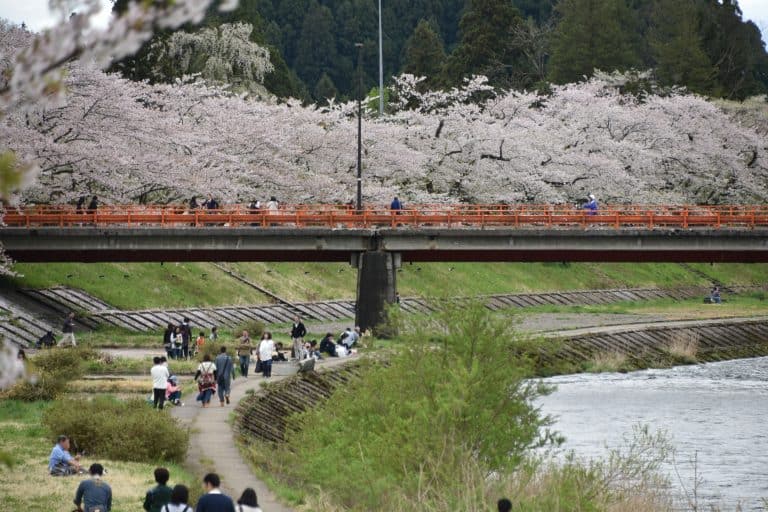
[163,319,196,360]
[49,437,261,512]
[188,195,280,215]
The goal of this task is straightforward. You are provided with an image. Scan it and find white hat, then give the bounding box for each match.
[588,194,595,200]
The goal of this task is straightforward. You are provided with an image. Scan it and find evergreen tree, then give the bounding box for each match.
[294,2,338,99]
[549,0,642,84]
[699,0,768,99]
[444,0,526,88]
[650,0,714,94]
[402,19,447,88]
[314,72,339,102]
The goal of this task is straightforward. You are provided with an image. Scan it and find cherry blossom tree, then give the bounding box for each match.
[151,22,273,93]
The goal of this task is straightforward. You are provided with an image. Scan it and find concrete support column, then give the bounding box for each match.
[354,251,398,333]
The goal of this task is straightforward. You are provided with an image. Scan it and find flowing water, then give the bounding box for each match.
[537,357,768,510]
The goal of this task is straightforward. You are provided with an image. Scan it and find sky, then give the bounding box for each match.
[0,0,766,46]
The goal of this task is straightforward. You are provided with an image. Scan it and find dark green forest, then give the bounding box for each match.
[112,0,768,102]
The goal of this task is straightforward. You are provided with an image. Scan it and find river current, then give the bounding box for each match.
[537,357,768,510]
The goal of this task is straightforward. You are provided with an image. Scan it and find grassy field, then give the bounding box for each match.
[7,261,768,310]
[0,400,197,512]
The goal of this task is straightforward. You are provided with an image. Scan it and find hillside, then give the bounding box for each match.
[5,262,767,309]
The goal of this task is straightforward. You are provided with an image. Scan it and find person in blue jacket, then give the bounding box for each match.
[583,193,598,215]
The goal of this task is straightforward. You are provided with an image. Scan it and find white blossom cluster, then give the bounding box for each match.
[1,19,767,206]
[152,23,273,89]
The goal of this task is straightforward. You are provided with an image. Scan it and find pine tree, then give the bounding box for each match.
[402,19,447,89]
[294,2,338,98]
[650,0,714,94]
[444,0,526,88]
[314,72,339,102]
[549,0,642,84]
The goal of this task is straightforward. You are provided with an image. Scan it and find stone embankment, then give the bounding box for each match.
[8,283,756,344]
[235,317,768,444]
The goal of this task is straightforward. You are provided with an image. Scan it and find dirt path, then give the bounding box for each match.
[170,356,357,511]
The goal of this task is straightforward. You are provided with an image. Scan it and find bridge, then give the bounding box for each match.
[3,203,768,330]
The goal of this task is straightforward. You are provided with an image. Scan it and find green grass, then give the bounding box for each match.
[6,261,768,309]
[507,294,768,321]
[0,400,197,512]
[6,262,274,309]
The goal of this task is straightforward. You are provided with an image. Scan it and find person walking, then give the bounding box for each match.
[235,488,262,512]
[214,346,235,406]
[151,357,170,410]
[258,332,275,379]
[195,355,217,408]
[236,331,252,377]
[74,463,112,512]
[162,484,192,512]
[180,318,192,359]
[195,473,235,512]
[583,193,598,215]
[143,467,173,512]
[87,195,99,214]
[290,316,307,360]
[58,312,77,347]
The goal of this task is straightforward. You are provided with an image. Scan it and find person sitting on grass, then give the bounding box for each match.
[74,463,112,512]
[710,285,722,304]
[273,342,288,362]
[49,434,81,476]
[319,333,336,357]
[144,467,172,512]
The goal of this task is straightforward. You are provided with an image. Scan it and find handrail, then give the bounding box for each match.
[3,204,768,229]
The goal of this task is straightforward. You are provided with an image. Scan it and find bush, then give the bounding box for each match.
[3,347,90,401]
[235,320,265,339]
[41,396,189,463]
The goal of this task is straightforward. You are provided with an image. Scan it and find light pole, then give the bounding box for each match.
[378,0,383,115]
[355,42,363,212]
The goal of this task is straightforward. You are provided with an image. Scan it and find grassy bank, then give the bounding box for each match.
[6,261,768,309]
[0,400,197,512]
[238,306,676,511]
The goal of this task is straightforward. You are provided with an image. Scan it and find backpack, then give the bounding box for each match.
[199,363,215,387]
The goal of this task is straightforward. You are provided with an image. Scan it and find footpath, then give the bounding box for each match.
[170,356,357,512]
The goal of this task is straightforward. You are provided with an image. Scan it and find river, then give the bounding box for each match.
[537,356,768,510]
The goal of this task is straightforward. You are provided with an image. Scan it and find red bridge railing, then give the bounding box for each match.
[3,204,768,229]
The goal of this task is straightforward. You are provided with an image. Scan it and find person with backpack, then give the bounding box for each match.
[162,484,191,512]
[195,354,217,408]
[73,463,111,512]
[143,468,172,512]
[214,346,235,406]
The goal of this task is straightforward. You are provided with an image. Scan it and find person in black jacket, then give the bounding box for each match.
[290,316,307,360]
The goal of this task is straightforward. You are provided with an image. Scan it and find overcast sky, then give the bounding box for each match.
[0,0,766,47]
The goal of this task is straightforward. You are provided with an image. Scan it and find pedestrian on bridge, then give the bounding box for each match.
[87,195,99,214]
[583,193,598,215]
[390,196,403,212]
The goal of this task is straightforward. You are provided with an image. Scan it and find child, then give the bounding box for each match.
[165,376,182,406]
[195,332,206,355]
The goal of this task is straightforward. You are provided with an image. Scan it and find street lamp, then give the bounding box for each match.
[355,42,363,212]
[378,0,383,115]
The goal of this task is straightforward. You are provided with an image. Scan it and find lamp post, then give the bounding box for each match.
[355,42,363,212]
[378,0,383,115]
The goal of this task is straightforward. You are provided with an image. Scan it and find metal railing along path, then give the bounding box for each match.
[3,204,768,229]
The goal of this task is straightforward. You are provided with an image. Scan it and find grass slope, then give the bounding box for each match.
[6,262,768,309]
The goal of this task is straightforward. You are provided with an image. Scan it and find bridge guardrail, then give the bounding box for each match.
[3,204,768,229]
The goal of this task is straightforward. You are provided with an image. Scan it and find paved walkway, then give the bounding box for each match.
[170,356,356,511]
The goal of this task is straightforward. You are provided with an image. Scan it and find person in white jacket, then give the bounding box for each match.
[235,488,263,512]
[258,332,275,378]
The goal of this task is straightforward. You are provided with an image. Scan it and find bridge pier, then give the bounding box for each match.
[354,251,398,333]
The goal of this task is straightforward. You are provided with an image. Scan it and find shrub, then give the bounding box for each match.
[3,347,90,401]
[235,320,265,339]
[41,396,189,463]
